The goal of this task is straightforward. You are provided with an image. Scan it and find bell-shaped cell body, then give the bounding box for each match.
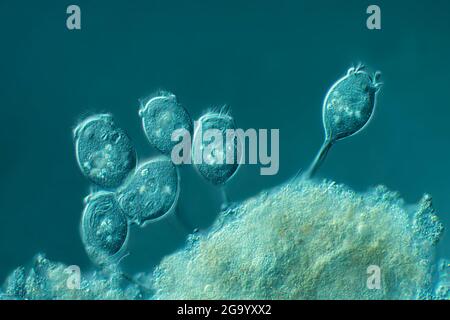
[74,114,137,188]
[81,191,129,265]
[139,93,193,155]
[116,157,180,227]
[192,111,241,186]
[323,66,381,142]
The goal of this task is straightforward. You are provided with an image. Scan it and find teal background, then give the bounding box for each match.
[1,0,450,282]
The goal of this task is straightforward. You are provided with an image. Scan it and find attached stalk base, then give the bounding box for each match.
[302,139,333,180]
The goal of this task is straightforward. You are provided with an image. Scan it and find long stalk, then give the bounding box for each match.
[303,139,333,179]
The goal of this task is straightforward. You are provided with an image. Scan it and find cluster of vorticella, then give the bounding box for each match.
[73,65,382,279]
[73,91,243,269]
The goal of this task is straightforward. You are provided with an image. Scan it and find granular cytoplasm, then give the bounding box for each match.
[192,110,241,186]
[81,191,129,265]
[115,156,180,227]
[304,65,382,179]
[323,65,381,142]
[74,114,137,189]
[139,92,193,155]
